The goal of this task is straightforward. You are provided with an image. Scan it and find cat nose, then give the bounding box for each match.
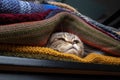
[73,42,76,44]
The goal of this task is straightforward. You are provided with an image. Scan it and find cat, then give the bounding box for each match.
[47,32,105,57]
[47,32,85,57]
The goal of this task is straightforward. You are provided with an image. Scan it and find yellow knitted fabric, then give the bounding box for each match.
[47,1,79,13]
[0,45,120,65]
[116,32,120,35]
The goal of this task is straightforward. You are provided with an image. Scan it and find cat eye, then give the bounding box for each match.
[57,38,66,41]
[73,40,80,44]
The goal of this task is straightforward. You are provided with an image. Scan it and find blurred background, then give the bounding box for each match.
[56,0,120,28]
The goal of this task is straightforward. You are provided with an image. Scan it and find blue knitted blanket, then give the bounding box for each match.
[0,0,60,14]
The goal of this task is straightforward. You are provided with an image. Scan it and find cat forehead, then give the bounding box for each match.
[51,32,80,39]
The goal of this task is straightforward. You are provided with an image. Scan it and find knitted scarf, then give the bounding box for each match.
[47,1,120,41]
[0,10,52,25]
[0,0,60,14]
[46,9,120,41]
[0,46,120,65]
[0,12,120,57]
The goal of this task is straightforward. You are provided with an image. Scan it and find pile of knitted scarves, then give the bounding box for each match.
[0,0,120,65]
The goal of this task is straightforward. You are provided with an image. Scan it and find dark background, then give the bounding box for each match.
[57,0,120,20]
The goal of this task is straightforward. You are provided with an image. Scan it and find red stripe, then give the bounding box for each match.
[79,17,118,40]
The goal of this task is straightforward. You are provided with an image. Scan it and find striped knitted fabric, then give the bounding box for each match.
[76,13,120,41]
[45,9,65,19]
[0,0,60,14]
[46,1,120,41]
[45,9,120,41]
[0,45,120,65]
[0,10,52,25]
[0,12,120,56]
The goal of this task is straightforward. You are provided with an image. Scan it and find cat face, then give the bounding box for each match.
[47,32,84,57]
